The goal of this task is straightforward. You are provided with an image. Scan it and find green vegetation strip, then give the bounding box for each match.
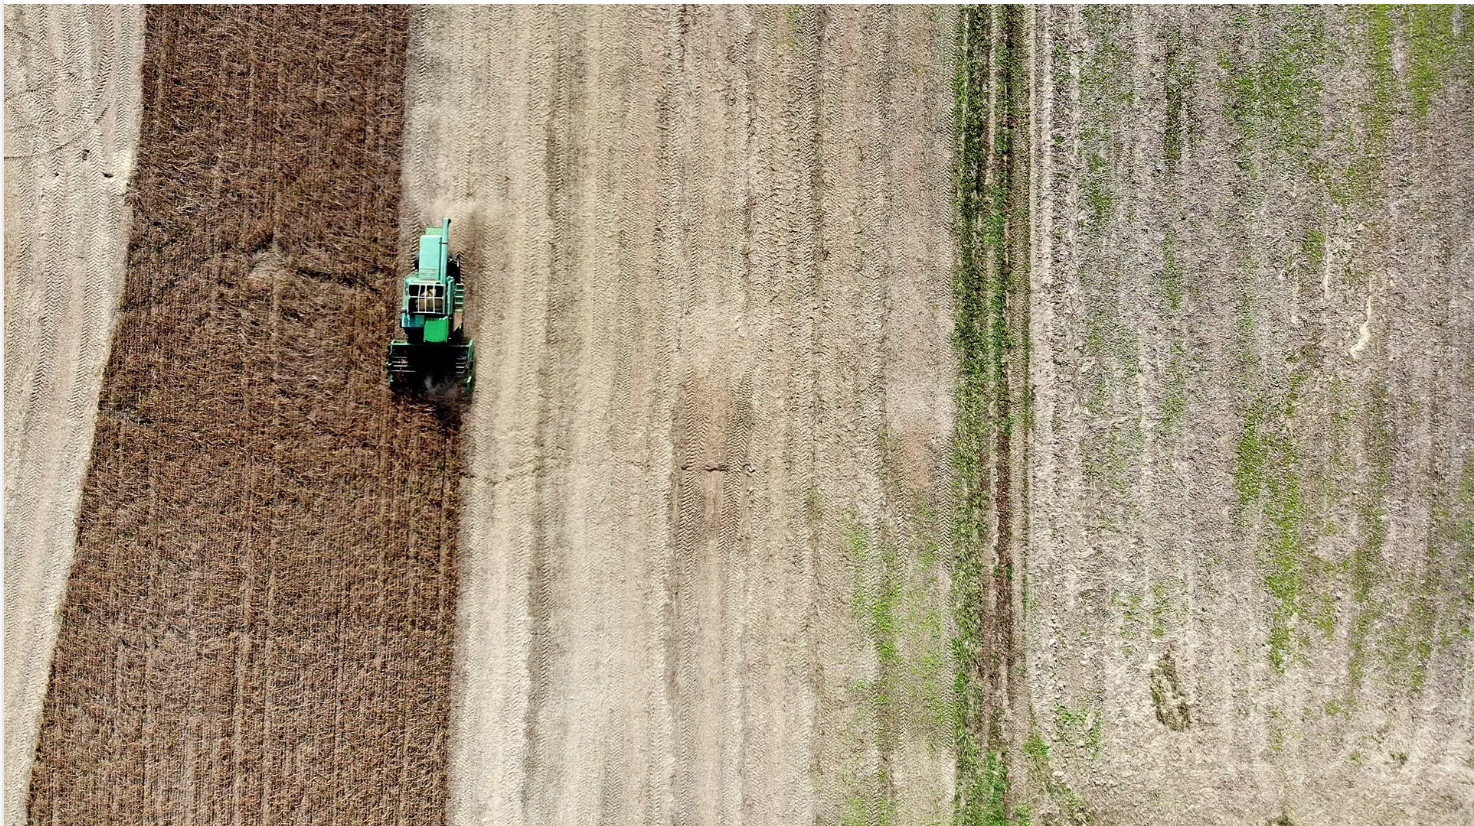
[951,6,1030,825]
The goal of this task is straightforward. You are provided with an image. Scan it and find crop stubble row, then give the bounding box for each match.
[28,8,458,826]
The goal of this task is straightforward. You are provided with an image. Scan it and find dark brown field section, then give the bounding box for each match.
[28,7,460,825]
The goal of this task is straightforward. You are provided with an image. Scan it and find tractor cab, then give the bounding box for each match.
[406,281,447,315]
[401,278,451,342]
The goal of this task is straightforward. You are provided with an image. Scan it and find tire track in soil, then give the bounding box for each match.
[3,8,143,824]
[26,8,459,826]
[401,7,960,825]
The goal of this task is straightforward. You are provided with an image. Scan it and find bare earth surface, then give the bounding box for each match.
[2,7,142,823]
[1024,6,1473,824]
[401,7,959,824]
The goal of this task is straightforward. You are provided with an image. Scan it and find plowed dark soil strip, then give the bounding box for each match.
[28,8,458,825]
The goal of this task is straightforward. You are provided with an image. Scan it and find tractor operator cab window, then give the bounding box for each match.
[407,282,447,316]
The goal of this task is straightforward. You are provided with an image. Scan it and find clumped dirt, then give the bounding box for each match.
[1023,5,1472,824]
[400,6,960,825]
[27,7,460,825]
[1149,651,1192,732]
[3,7,143,823]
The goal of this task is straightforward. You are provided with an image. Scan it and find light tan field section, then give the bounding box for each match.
[1023,6,1472,824]
[401,6,959,824]
[2,7,142,824]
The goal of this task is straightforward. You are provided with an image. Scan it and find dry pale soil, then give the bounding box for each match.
[400,6,960,825]
[3,7,142,823]
[1023,6,1473,824]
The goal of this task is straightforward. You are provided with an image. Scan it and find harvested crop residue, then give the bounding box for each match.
[28,8,459,825]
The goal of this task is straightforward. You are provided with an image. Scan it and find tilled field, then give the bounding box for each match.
[26,7,459,825]
[400,7,959,824]
[1018,6,1473,824]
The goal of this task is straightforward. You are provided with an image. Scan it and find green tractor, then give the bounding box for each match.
[386,219,476,397]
